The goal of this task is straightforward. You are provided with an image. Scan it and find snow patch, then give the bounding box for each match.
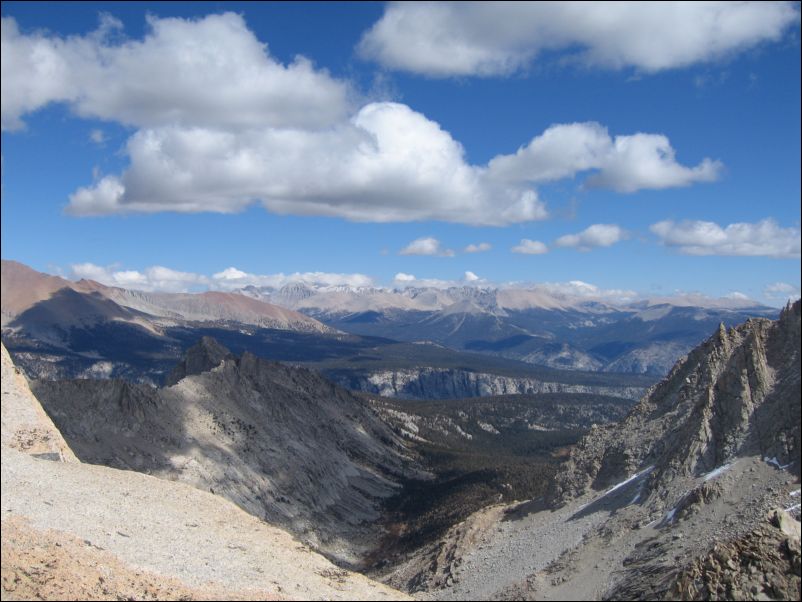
[790,489,801,497]
[703,462,732,481]
[784,503,801,512]
[764,456,792,470]
[602,465,654,497]
[576,465,654,511]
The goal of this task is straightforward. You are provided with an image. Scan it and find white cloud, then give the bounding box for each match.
[391,272,481,289]
[583,134,721,192]
[464,242,491,253]
[3,13,721,225]
[70,262,374,292]
[89,128,107,145]
[65,102,550,225]
[555,224,627,250]
[209,268,375,290]
[764,282,801,303]
[488,123,722,192]
[71,262,208,293]
[725,291,750,300]
[359,2,799,77]
[399,236,455,256]
[511,239,549,255]
[650,219,801,258]
[525,280,638,304]
[1,13,350,131]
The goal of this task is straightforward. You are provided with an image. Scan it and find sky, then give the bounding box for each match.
[1,1,800,305]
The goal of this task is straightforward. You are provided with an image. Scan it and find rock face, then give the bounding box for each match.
[164,335,234,386]
[0,343,77,462]
[555,299,801,502]
[329,367,646,401]
[2,341,409,600]
[31,339,424,565]
[664,509,801,601]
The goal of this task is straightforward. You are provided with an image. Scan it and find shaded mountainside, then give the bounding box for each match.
[1,260,330,380]
[30,338,425,565]
[1,259,329,334]
[555,299,801,503]
[1,343,410,600]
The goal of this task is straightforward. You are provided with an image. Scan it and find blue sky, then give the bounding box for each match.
[1,1,800,305]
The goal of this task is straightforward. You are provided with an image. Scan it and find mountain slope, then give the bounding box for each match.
[555,299,801,502]
[1,342,410,600]
[30,338,425,565]
[378,301,801,600]
[1,259,329,335]
[1,343,77,462]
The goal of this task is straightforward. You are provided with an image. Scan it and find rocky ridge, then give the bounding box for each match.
[1,341,410,600]
[555,299,801,503]
[30,338,425,565]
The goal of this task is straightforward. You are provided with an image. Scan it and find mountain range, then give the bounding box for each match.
[4,292,798,600]
[240,281,778,375]
[2,260,777,390]
[0,260,655,400]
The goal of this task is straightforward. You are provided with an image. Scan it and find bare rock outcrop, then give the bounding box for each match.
[330,367,645,401]
[1,342,76,462]
[667,509,801,601]
[31,338,425,565]
[554,300,801,503]
[2,338,410,601]
[164,335,234,386]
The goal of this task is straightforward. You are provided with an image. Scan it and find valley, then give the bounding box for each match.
[1,260,799,601]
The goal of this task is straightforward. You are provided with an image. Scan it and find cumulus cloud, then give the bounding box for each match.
[511,239,549,255]
[65,102,551,225]
[209,267,375,290]
[464,242,491,253]
[71,262,208,293]
[70,262,375,293]
[4,13,721,225]
[650,218,801,258]
[763,282,801,303]
[391,271,483,288]
[1,13,350,131]
[399,236,455,256]
[358,2,799,77]
[488,123,722,192]
[725,291,750,300]
[525,280,638,304]
[555,224,627,250]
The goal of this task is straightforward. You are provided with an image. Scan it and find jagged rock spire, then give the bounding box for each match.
[165,336,234,386]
